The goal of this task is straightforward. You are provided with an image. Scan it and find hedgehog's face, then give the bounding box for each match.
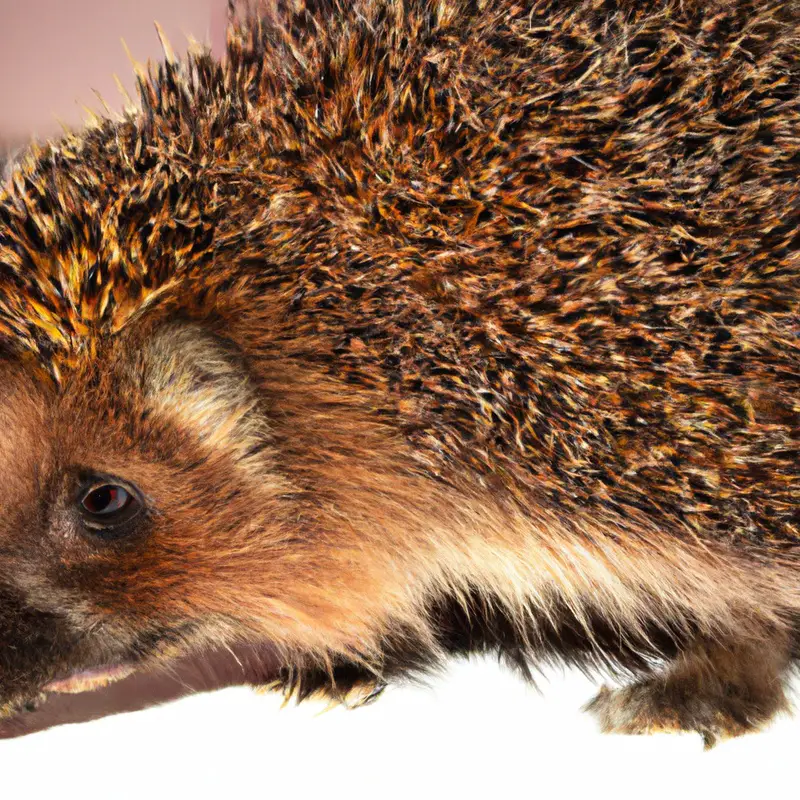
[0,321,294,714]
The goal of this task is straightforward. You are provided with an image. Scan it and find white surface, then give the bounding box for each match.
[1,657,796,799]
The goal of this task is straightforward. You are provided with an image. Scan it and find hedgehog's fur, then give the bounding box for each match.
[0,0,799,745]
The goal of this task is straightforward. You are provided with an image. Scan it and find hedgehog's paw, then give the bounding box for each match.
[255,666,386,710]
[333,679,387,709]
[587,682,749,748]
[585,635,791,748]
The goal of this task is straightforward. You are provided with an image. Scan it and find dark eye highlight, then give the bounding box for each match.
[78,480,143,531]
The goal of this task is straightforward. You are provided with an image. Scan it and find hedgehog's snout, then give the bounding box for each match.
[0,587,78,713]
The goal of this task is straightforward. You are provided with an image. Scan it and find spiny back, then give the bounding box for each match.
[0,0,798,545]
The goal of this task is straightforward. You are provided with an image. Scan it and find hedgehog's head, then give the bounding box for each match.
[0,310,311,715]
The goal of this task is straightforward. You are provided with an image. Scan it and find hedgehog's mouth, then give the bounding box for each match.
[43,664,138,694]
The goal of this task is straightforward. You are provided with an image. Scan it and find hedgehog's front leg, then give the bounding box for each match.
[584,633,791,748]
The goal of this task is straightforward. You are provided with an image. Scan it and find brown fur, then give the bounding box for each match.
[0,0,798,743]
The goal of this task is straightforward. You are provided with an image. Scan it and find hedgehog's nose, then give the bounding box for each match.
[0,587,74,701]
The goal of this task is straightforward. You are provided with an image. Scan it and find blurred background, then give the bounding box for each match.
[0,0,227,156]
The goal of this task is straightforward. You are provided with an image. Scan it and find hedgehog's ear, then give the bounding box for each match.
[131,322,274,472]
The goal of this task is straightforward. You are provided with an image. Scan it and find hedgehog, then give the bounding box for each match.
[0,0,798,747]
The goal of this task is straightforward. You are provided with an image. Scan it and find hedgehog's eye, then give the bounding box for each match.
[78,481,142,530]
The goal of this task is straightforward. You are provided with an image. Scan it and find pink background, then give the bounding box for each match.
[0,0,228,145]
